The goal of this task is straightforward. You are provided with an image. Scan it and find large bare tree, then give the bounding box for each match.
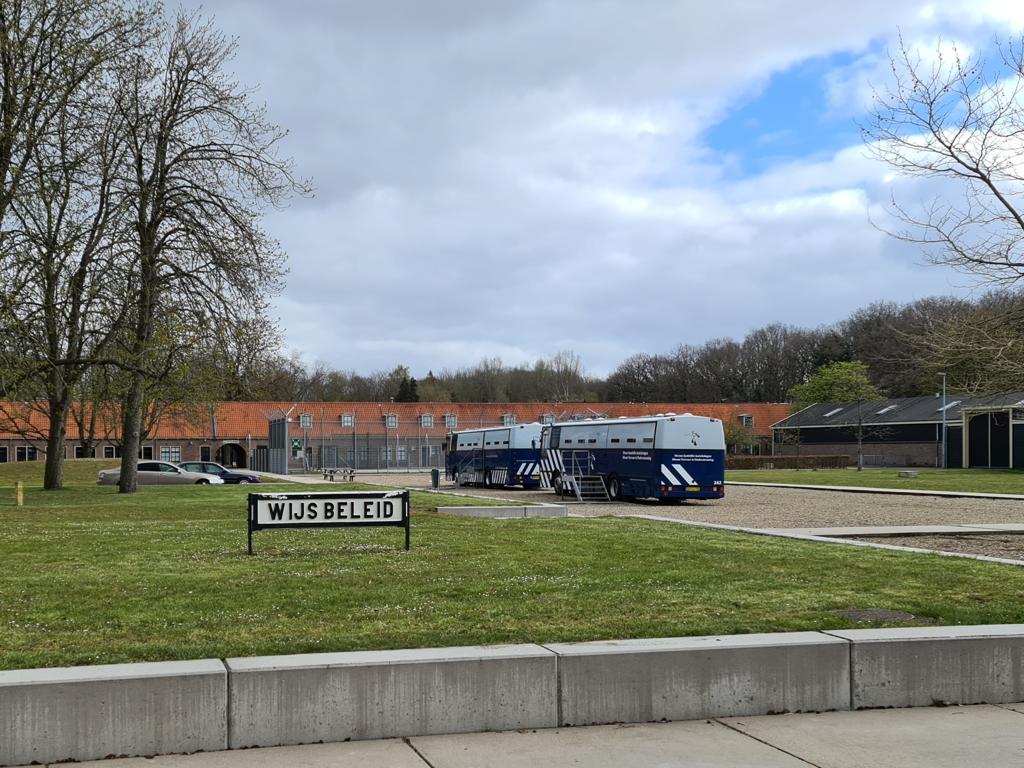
[0,0,149,489]
[112,11,308,493]
[864,37,1024,391]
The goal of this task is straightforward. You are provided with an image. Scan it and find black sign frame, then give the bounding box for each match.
[247,490,410,555]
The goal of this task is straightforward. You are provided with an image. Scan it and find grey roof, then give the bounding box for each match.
[772,391,1024,430]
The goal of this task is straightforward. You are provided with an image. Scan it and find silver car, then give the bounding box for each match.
[97,461,226,485]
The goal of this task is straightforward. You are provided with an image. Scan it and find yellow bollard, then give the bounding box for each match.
[15,481,24,507]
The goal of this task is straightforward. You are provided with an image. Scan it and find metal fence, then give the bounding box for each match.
[265,413,468,474]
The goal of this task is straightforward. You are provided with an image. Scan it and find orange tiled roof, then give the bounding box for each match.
[0,401,790,441]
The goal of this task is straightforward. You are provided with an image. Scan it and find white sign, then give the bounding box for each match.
[254,494,404,526]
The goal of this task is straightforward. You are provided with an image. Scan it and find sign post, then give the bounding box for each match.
[247,490,410,555]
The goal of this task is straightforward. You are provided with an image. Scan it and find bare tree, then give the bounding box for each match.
[864,37,1024,283]
[0,0,149,489]
[0,0,142,228]
[111,11,308,493]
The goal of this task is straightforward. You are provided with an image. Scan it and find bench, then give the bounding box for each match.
[323,468,355,482]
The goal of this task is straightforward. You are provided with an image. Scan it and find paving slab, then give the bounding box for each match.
[721,704,1024,768]
[410,720,812,768]
[69,739,427,767]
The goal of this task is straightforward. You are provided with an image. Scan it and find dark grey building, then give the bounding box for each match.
[772,392,1024,469]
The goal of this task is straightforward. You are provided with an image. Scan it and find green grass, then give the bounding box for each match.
[727,467,1024,494]
[4,467,1024,670]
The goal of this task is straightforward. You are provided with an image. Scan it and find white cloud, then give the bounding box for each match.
[186,0,1024,377]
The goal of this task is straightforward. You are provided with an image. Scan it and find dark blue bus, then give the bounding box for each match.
[539,413,725,502]
[445,422,544,488]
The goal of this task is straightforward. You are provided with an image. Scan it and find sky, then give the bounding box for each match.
[183,0,1024,378]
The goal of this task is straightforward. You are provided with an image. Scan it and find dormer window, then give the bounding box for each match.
[502,414,516,427]
[420,414,433,429]
[738,414,753,429]
[385,414,398,429]
[341,413,354,427]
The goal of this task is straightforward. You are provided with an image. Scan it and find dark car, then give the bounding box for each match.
[178,461,261,484]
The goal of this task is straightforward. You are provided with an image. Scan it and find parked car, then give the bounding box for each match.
[178,461,261,484]
[97,461,226,486]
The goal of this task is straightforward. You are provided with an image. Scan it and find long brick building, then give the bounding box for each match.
[0,401,789,470]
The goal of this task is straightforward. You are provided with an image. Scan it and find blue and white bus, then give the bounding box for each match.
[445,422,544,488]
[539,413,725,502]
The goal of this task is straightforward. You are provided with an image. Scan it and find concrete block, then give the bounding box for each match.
[827,625,1024,709]
[547,632,850,726]
[437,505,526,518]
[524,505,568,518]
[0,659,227,766]
[227,643,558,748]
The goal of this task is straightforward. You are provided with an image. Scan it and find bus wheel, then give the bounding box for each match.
[484,469,492,488]
[551,471,562,495]
[607,475,622,501]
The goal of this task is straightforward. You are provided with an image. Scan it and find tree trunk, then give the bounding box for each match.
[118,373,145,493]
[43,397,70,490]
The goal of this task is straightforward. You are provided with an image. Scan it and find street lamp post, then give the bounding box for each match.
[939,372,947,469]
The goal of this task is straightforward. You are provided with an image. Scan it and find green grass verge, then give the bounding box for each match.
[3,472,1024,670]
[727,467,1024,494]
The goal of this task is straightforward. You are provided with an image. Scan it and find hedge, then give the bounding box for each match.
[726,455,849,470]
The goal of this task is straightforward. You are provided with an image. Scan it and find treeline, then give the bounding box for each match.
[216,292,1017,404]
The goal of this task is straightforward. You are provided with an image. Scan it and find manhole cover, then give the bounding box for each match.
[832,608,931,624]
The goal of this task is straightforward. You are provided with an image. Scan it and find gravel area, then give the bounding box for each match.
[352,473,1024,528]
[857,534,1024,561]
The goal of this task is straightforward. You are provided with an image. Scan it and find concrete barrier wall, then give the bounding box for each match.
[547,632,850,725]
[0,659,226,766]
[826,625,1024,709]
[226,644,558,748]
[5,627,1024,765]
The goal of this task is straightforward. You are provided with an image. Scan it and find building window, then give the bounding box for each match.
[385,414,398,429]
[346,448,355,464]
[159,446,181,463]
[16,446,37,462]
[0,446,6,463]
[341,413,354,427]
[381,446,393,463]
[200,445,211,462]
[103,445,121,459]
[299,413,313,429]
[138,445,154,460]
[502,414,516,427]
[738,414,754,429]
[397,446,407,464]
[541,413,555,425]
[358,447,368,465]
[420,414,433,429]
[445,413,457,429]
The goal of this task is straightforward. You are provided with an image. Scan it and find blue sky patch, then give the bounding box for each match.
[705,52,864,178]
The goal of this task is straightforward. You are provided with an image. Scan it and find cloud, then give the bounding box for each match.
[186,0,1024,378]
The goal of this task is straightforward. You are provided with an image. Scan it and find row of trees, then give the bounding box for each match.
[201,289,1017,406]
[0,1,306,491]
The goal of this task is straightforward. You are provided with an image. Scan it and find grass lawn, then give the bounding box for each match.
[4,465,1024,670]
[727,467,1024,494]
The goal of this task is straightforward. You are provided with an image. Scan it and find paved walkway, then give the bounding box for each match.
[729,480,1024,500]
[73,704,1024,767]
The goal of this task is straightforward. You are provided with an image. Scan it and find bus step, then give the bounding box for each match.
[574,475,610,502]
